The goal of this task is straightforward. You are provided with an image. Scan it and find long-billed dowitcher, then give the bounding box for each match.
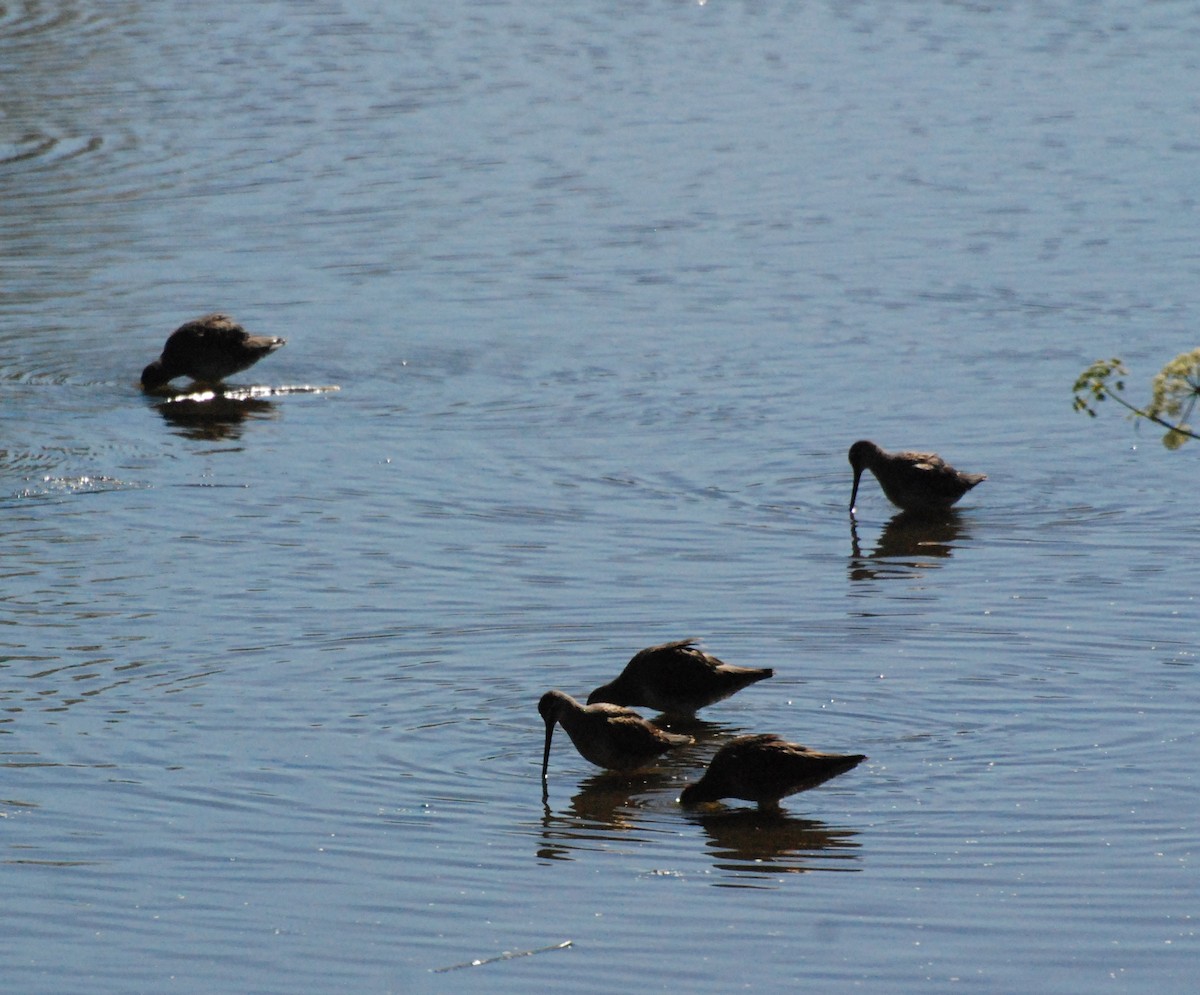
[848,439,985,514]
[586,639,773,716]
[539,690,693,781]
[680,734,865,812]
[141,313,286,390]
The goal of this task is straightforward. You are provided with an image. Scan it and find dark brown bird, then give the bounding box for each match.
[141,313,286,390]
[587,639,773,716]
[848,439,985,514]
[680,733,866,812]
[539,690,693,782]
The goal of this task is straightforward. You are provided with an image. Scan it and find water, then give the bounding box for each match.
[3,1,1197,991]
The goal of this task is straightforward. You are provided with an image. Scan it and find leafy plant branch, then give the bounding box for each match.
[1073,349,1200,450]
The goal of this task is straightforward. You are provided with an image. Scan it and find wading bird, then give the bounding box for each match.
[680,733,865,813]
[848,439,985,514]
[539,690,693,782]
[587,639,773,716]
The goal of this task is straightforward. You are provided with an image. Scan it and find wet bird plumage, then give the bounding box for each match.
[848,439,985,514]
[141,313,286,390]
[680,733,865,812]
[586,639,773,716]
[538,690,693,780]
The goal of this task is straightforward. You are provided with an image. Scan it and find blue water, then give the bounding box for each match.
[3,1,1197,992]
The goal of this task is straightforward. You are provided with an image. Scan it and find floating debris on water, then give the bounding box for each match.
[432,939,573,973]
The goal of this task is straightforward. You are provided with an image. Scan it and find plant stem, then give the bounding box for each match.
[1102,385,1200,440]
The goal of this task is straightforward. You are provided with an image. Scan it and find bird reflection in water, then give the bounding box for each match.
[536,766,692,861]
[536,768,864,878]
[849,508,971,582]
[687,808,862,880]
[154,390,277,441]
[151,384,339,442]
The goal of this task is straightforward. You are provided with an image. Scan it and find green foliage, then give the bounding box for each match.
[1073,350,1200,449]
[1072,358,1126,417]
[1147,348,1200,449]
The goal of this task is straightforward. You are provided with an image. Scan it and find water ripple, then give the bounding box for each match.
[0,0,87,42]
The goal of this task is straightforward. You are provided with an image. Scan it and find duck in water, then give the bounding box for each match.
[141,313,285,390]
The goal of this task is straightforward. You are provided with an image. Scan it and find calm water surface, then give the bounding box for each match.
[2,1,1197,992]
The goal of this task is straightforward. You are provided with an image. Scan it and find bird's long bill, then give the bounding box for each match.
[849,468,863,513]
[541,720,554,782]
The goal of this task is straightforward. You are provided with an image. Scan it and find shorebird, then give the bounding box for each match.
[848,439,985,514]
[680,734,865,812]
[141,313,286,390]
[586,639,773,716]
[539,690,693,781]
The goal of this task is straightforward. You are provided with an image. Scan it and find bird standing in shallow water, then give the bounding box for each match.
[587,639,773,717]
[539,690,693,782]
[680,734,865,812]
[848,439,985,514]
[141,313,286,390]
